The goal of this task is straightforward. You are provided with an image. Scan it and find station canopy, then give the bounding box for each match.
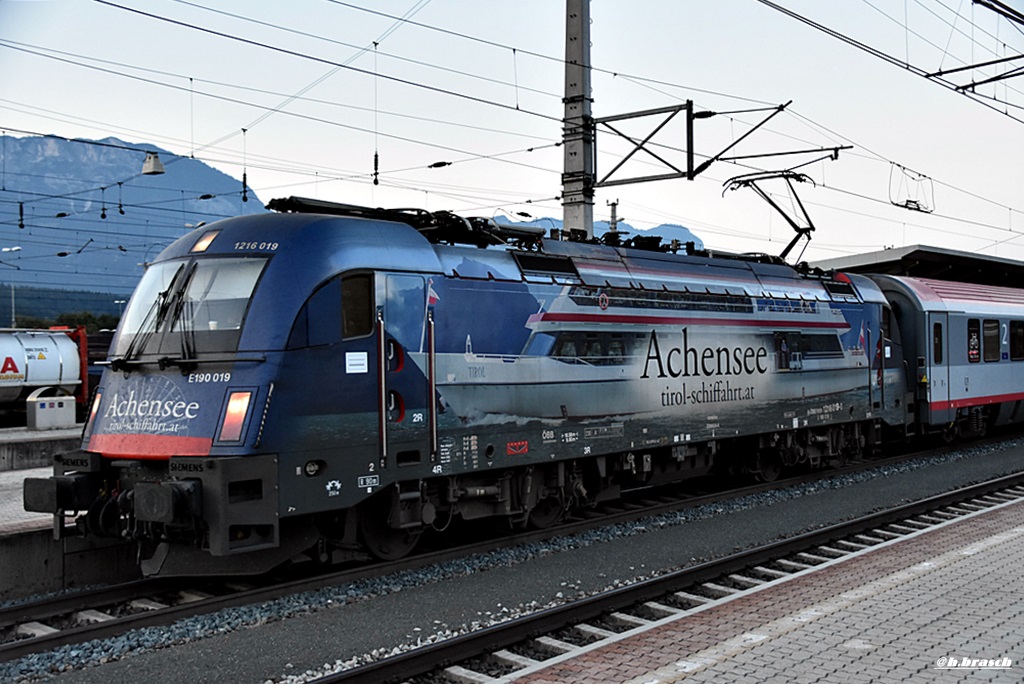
[811,245,1024,288]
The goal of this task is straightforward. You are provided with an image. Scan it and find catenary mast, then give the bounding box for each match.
[562,0,595,238]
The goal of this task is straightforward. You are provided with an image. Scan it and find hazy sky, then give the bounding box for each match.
[1,0,1023,263]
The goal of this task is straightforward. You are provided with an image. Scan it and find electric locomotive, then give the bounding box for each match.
[25,197,911,576]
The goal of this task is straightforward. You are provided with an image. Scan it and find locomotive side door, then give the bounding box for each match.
[926,312,951,423]
[378,275,435,470]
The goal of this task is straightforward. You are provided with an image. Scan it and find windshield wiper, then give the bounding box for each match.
[169,263,198,361]
[179,298,197,361]
[110,264,185,372]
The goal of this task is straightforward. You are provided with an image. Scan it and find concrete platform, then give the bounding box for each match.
[0,428,141,601]
[516,497,1024,683]
[0,424,82,471]
[0,463,140,602]
[0,465,51,531]
[0,424,82,532]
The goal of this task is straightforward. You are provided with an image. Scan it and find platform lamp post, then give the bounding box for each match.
[114,299,126,318]
[2,246,22,327]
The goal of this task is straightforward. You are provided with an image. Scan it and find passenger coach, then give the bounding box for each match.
[870,275,1024,439]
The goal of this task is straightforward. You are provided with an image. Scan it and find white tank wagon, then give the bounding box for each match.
[0,329,85,405]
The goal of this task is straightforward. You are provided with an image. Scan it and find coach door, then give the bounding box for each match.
[926,312,951,423]
[378,275,436,471]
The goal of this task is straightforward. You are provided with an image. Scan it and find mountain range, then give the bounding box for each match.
[0,133,264,321]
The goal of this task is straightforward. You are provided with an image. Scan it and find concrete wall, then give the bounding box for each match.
[0,426,141,601]
[0,429,81,471]
[0,528,65,601]
[0,527,140,602]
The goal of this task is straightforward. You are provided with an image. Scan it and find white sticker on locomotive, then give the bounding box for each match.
[357,475,380,488]
[326,480,342,497]
[346,352,369,374]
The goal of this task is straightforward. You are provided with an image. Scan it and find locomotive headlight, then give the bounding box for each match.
[218,391,252,442]
[190,229,220,253]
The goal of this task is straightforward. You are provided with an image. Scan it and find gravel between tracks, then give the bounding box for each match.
[6,438,1024,683]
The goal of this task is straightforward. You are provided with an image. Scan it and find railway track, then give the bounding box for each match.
[318,470,1024,684]
[0,441,1009,666]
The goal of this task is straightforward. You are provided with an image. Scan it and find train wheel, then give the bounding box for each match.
[358,497,422,561]
[528,495,565,529]
[754,450,783,483]
[361,524,420,561]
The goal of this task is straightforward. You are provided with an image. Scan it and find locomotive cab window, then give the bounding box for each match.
[170,258,264,333]
[983,319,1000,362]
[342,273,374,339]
[113,256,267,357]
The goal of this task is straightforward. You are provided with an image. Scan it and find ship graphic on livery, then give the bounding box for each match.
[420,275,874,421]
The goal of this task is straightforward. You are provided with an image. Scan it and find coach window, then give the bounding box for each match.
[1012,321,1024,361]
[984,319,1000,362]
[967,319,981,363]
[932,323,943,365]
[342,273,375,339]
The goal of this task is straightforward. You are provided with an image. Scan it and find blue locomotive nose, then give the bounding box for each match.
[82,376,232,460]
[86,367,266,457]
[80,245,272,461]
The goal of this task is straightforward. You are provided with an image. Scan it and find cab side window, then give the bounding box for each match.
[342,274,375,339]
[287,273,375,349]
